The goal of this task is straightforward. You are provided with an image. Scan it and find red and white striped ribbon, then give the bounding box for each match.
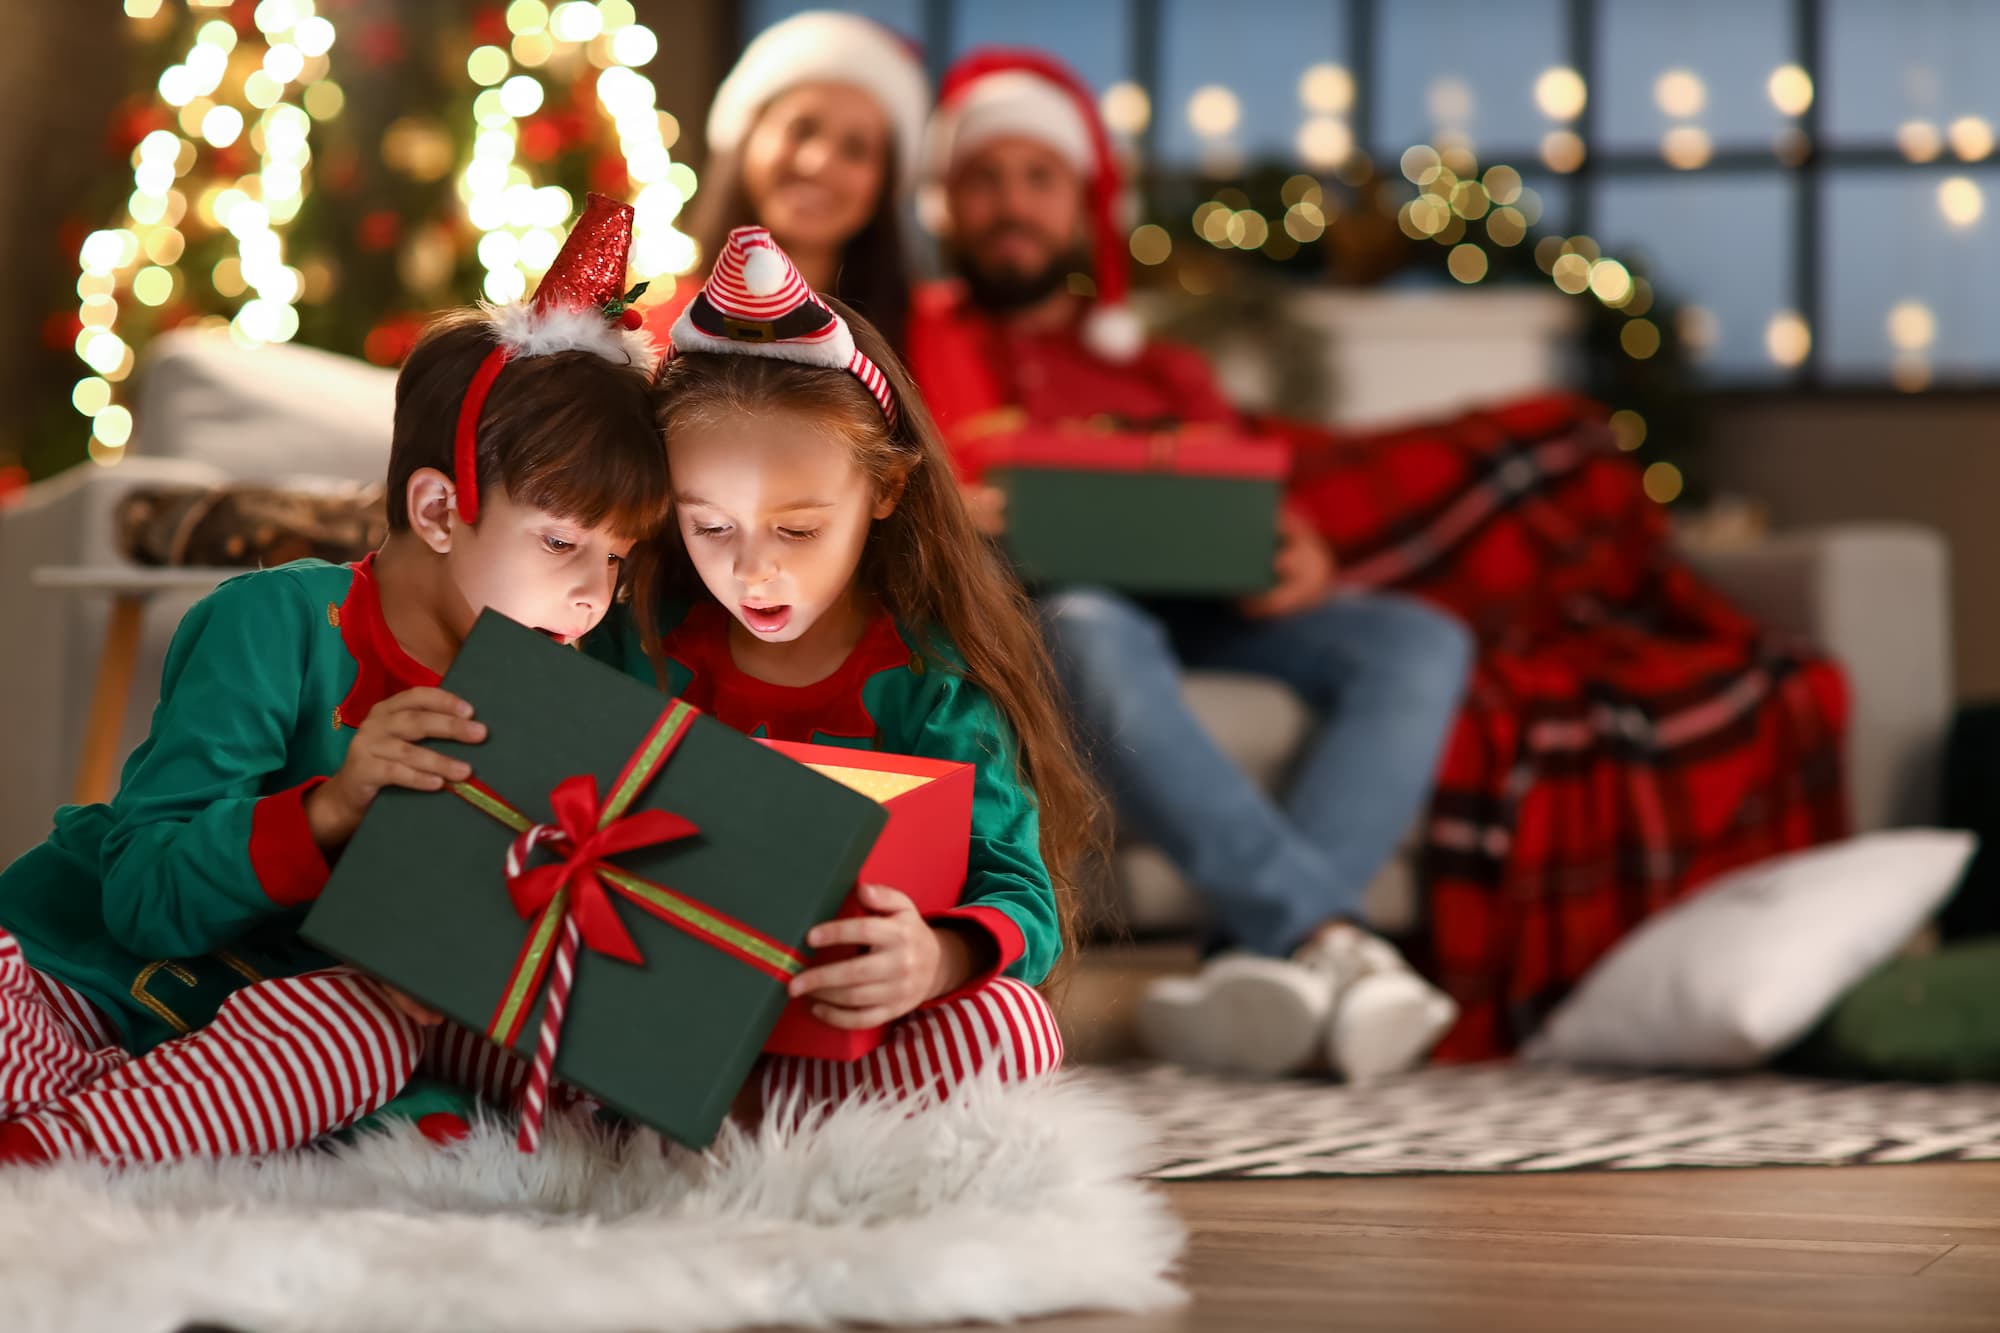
[505,819,581,1153]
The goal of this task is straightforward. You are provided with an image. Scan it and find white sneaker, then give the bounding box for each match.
[1320,931,1458,1084]
[1136,952,1345,1077]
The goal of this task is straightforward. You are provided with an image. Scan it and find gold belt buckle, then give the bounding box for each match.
[722,315,777,343]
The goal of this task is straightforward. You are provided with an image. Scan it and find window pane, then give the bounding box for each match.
[1594,0,1796,154]
[1373,0,1565,159]
[1157,0,1348,168]
[742,0,924,46]
[1823,0,2000,148]
[1821,168,2000,382]
[952,1,1131,97]
[1592,176,1796,381]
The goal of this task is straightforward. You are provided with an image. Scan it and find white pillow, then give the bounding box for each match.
[1524,830,1976,1070]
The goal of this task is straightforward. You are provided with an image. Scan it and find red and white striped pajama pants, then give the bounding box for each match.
[1,924,1061,1163]
[0,929,427,1164]
[422,974,1066,1121]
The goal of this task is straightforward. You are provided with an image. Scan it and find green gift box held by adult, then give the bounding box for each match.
[302,612,890,1149]
[966,424,1289,597]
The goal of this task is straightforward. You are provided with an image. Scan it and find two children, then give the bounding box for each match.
[0,208,1081,1162]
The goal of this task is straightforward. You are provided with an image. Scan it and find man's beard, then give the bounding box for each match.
[949,234,1092,315]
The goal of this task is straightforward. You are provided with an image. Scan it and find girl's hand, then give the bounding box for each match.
[307,688,487,850]
[787,883,973,1029]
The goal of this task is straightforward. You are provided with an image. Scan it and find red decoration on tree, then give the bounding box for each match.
[589,155,629,196]
[470,8,509,45]
[358,209,402,253]
[363,314,423,368]
[359,20,405,66]
[519,119,563,162]
[42,312,82,353]
[0,465,28,505]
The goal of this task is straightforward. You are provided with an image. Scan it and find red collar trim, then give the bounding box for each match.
[334,553,442,729]
[662,600,916,743]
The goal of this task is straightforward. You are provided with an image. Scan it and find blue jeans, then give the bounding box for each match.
[1040,588,1473,957]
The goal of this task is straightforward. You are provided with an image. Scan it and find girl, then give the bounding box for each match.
[592,227,1099,1111]
[644,10,928,354]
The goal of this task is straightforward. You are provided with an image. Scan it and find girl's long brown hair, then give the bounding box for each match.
[640,301,1103,987]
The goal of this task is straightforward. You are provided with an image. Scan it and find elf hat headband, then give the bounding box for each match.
[666,226,899,427]
[453,192,658,525]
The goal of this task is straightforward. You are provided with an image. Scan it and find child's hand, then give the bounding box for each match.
[307,688,487,850]
[788,883,972,1029]
[381,983,443,1027]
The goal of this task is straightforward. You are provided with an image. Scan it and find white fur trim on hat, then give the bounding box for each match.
[488,301,658,371]
[707,11,930,185]
[926,70,1095,181]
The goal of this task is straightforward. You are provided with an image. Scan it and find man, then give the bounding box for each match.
[907,50,1473,1081]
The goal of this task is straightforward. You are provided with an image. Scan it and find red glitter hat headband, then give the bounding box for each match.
[451,192,657,525]
[665,227,899,427]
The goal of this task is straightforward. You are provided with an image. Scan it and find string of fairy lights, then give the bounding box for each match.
[74,0,700,470]
[75,0,341,466]
[461,0,696,306]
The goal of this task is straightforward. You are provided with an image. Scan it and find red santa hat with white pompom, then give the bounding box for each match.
[454,191,656,525]
[923,48,1144,363]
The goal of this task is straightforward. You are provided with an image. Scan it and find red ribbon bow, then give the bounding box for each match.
[504,773,698,965]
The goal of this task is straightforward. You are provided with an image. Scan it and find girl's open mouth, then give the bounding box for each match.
[741,604,792,635]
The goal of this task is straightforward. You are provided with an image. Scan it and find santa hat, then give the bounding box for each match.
[706,11,930,185]
[454,192,655,526]
[667,226,899,427]
[924,48,1144,363]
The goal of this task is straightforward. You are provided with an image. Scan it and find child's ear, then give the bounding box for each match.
[872,464,914,521]
[407,468,459,553]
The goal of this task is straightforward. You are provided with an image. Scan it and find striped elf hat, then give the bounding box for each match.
[454,191,657,525]
[666,226,899,426]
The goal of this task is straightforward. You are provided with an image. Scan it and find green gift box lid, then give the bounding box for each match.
[301,611,889,1147]
[971,427,1286,597]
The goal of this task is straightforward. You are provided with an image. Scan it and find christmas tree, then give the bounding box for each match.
[45,0,696,481]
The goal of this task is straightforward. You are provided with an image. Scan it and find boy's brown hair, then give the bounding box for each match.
[387,307,669,536]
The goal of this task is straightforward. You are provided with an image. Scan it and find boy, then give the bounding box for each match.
[0,195,667,1164]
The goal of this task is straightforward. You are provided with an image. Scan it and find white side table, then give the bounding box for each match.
[32,566,235,805]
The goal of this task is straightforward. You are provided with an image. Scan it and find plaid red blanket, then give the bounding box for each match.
[1283,395,1850,1060]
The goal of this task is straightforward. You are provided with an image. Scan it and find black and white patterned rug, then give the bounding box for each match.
[1089,1062,2000,1179]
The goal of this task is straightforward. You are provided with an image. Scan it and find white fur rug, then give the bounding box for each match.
[0,1073,1184,1333]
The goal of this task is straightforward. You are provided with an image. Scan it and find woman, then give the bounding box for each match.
[647,10,928,353]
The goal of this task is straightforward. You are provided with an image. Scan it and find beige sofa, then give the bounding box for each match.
[0,333,1957,938]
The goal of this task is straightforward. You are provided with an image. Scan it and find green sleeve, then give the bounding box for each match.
[582,600,693,694]
[877,663,1063,987]
[96,573,332,958]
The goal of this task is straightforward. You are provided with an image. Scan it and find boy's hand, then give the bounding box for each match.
[1239,506,1339,620]
[306,688,486,850]
[787,883,977,1029]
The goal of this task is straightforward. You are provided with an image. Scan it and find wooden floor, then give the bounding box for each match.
[1011,946,2000,1330]
[1010,1162,2000,1332]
